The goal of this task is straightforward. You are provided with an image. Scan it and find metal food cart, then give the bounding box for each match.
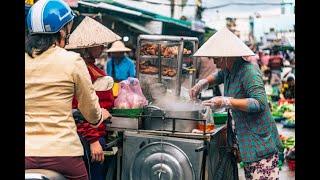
[104,35,236,180]
[107,121,236,180]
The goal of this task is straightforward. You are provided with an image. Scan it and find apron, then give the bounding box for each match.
[212,109,239,180]
[227,109,241,162]
[226,109,240,180]
[212,69,239,179]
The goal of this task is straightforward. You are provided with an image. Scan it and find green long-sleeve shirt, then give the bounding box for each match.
[213,58,282,163]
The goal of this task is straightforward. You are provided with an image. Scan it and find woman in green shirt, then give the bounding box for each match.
[190,27,282,180]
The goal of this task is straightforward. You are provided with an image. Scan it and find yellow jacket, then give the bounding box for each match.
[25,46,102,157]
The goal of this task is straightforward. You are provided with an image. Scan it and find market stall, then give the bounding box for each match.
[264,49,295,172]
[104,33,233,178]
[271,101,295,128]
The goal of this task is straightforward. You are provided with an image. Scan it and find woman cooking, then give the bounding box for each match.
[65,16,120,180]
[190,27,282,180]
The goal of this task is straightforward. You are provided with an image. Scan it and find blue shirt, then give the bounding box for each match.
[106,56,136,81]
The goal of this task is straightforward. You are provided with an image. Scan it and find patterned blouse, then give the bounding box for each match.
[213,58,283,163]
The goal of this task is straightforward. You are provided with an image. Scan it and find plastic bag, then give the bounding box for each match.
[114,78,148,109]
[114,82,131,109]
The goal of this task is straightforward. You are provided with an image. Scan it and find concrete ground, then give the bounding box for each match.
[238,122,295,180]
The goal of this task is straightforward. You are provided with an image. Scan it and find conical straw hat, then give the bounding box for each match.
[106,41,131,52]
[65,16,121,49]
[194,27,254,57]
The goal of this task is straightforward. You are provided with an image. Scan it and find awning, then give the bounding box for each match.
[98,2,142,16]
[82,0,194,30]
[152,14,191,29]
[78,1,154,34]
[116,18,155,34]
[78,0,205,33]
[79,1,143,17]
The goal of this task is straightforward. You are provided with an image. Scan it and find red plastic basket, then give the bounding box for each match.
[287,160,295,171]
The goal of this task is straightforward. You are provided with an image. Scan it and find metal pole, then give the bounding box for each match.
[201,141,207,180]
[176,39,184,96]
[117,147,121,180]
[192,40,199,87]
[158,43,162,83]
[136,36,141,79]
[172,118,176,133]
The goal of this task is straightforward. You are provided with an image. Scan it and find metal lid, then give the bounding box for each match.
[130,142,195,180]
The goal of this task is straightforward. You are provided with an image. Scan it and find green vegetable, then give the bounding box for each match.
[272,111,283,117]
[279,104,295,113]
[271,104,295,119]
[282,137,295,149]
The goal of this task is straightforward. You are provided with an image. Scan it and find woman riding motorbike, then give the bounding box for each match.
[25,0,111,179]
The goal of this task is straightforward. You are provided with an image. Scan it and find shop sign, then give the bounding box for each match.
[63,0,78,7]
[145,21,163,34]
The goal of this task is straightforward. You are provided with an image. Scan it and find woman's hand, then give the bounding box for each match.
[90,141,104,163]
[189,79,209,100]
[203,97,264,113]
[202,96,232,109]
[90,108,112,128]
[101,108,112,121]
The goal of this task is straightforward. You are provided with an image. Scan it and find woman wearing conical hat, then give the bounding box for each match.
[65,16,121,180]
[105,40,136,97]
[190,27,282,180]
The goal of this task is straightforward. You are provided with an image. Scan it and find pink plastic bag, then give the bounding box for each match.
[114,78,148,109]
[114,82,131,109]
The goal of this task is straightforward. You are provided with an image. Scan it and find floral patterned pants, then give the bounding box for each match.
[244,153,279,180]
[229,110,279,180]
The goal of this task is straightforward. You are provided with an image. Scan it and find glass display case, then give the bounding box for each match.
[136,35,199,97]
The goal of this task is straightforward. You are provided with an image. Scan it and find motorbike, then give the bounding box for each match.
[25,169,66,180]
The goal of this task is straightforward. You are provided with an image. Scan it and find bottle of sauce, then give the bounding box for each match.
[197,106,215,132]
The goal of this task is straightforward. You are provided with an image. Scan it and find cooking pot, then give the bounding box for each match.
[142,102,206,133]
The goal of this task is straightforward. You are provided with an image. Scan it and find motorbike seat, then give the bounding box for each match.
[25,169,67,180]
